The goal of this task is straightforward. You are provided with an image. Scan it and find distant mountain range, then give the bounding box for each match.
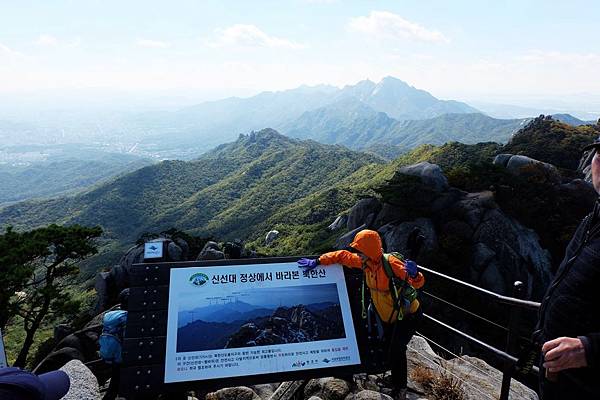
[284,96,530,154]
[131,76,484,155]
[550,114,595,126]
[178,300,274,327]
[177,303,344,352]
[132,77,596,158]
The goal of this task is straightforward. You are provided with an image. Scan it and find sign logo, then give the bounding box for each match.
[189,273,209,287]
[144,241,164,259]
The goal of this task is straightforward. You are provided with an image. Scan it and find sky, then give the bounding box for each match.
[178,284,340,310]
[1,0,600,109]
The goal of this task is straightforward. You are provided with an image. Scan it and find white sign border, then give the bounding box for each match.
[163,262,361,383]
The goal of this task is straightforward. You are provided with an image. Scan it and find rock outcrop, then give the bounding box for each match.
[265,230,280,245]
[59,360,101,400]
[336,161,554,298]
[225,305,344,348]
[197,240,226,260]
[398,162,449,192]
[205,336,538,400]
[493,154,561,184]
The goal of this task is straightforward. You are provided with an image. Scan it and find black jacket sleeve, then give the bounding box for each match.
[580,333,600,368]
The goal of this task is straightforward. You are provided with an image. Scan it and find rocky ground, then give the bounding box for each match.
[59,337,537,400]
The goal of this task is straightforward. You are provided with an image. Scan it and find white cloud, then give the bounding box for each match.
[136,39,171,48]
[35,34,81,48]
[348,11,449,43]
[0,42,24,58]
[517,50,600,65]
[207,24,307,49]
[36,34,59,46]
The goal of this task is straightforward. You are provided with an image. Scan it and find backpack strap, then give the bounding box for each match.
[382,252,412,322]
[381,252,404,304]
[361,263,367,319]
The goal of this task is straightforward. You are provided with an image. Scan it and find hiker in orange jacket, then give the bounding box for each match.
[298,229,424,400]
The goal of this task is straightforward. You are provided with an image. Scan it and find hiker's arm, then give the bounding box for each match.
[319,250,363,269]
[580,333,600,368]
[389,257,425,289]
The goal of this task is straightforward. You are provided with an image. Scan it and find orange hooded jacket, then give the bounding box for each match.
[318,229,425,322]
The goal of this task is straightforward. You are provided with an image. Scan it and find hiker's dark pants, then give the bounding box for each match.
[103,363,121,400]
[539,366,600,400]
[382,309,422,390]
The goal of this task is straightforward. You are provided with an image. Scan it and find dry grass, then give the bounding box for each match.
[410,365,466,400]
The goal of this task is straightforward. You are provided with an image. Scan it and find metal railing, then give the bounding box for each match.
[417,265,541,400]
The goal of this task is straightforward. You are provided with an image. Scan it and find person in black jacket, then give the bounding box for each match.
[536,138,600,399]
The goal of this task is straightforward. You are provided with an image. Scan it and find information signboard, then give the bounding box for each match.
[0,328,7,368]
[164,262,360,383]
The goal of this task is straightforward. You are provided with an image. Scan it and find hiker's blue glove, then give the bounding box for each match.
[405,260,418,278]
[297,258,319,270]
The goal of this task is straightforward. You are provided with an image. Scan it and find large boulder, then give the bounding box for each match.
[33,347,84,374]
[493,154,561,184]
[197,241,225,260]
[406,336,538,400]
[446,356,538,400]
[304,377,351,400]
[347,198,382,230]
[120,237,186,268]
[472,208,552,298]
[372,203,406,229]
[377,218,437,261]
[398,162,449,192]
[578,148,594,182]
[206,386,261,400]
[173,237,190,259]
[352,390,393,400]
[334,225,367,250]
[94,271,111,313]
[328,215,347,231]
[167,241,183,261]
[54,324,74,344]
[451,191,497,230]
[119,244,144,270]
[250,383,279,400]
[60,360,100,400]
[265,230,280,246]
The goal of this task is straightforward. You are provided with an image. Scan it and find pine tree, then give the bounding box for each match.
[0,224,102,367]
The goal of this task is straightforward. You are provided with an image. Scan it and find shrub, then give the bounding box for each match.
[411,365,466,400]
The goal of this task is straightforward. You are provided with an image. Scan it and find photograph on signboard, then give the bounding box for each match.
[164,262,361,383]
[176,283,346,352]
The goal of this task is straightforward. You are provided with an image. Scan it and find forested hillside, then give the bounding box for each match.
[0,129,381,266]
[284,98,527,154]
[2,118,598,273]
[0,144,152,204]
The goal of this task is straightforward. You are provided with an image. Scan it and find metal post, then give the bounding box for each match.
[499,281,524,400]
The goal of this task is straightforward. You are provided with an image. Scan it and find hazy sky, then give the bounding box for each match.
[1,0,599,105]
[178,284,340,310]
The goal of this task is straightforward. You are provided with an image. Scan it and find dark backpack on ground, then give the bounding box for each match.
[99,310,128,364]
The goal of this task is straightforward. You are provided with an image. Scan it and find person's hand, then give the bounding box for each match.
[542,337,588,372]
[297,258,318,270]
[405,260,418,278]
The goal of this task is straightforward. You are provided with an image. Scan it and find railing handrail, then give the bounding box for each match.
[419,265,541,310]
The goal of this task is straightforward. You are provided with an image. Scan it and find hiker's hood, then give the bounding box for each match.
[349,229,383,261]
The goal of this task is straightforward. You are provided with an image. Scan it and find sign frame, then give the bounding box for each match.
[121,257,371,398]
[0,328,7,368]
